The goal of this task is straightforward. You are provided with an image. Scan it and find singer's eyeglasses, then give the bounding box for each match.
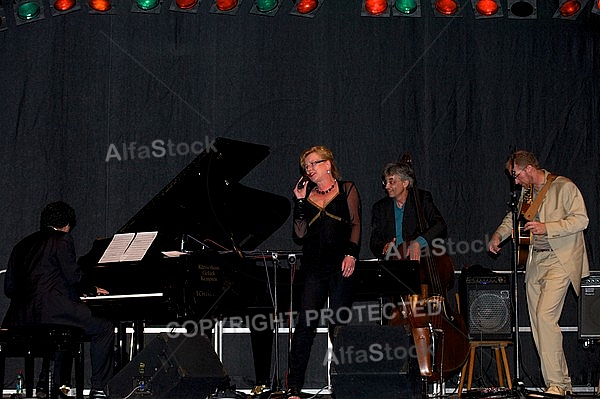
[513,166,528,179]
[304,159,327,170]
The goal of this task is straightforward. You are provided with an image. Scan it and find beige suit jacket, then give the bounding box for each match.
[493,170,589,295]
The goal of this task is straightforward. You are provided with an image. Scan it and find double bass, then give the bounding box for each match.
[390,155,470,383]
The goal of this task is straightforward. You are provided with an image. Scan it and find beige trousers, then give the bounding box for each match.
[525,250,572,391]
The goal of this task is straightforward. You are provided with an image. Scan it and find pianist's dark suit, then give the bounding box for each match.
[2,228,114,391]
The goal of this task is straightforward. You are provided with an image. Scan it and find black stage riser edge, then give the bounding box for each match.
[107,333,228,399]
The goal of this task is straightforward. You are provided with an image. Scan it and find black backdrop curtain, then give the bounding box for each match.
[0,1,599,274]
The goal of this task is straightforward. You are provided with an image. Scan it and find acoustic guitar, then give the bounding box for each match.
[516,215,532,266]
[516,186,533,266]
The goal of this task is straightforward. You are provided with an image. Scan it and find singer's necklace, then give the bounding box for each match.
[315,180,336,195]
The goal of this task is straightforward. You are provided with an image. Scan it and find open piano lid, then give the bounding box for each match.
[116,137,291,252]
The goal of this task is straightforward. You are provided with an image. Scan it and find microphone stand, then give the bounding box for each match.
[509,167,526,396]
[270,251,283,396]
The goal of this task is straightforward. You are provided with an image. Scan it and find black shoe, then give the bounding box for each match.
[89,388,108,399]
[36,387,48,399]
[286,387,302,398]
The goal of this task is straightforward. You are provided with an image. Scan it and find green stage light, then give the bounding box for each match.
[14,0,45,24]
[17,0,40,18]
[131,0,161,13]
[256,0,276,11]
[250,0,281,16]
[137,0,159,9]
[396,0,417,13]
[392,0,421,16]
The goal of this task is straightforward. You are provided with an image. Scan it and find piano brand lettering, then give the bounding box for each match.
[104,136,217,162]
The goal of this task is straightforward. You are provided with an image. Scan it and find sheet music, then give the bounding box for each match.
[98,231,158,263]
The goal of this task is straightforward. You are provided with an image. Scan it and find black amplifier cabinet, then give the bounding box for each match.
[579,272,600,339]
[464,274,513,341]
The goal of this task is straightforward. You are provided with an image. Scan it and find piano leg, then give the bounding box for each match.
[116,322,128,372]
[132,320,145,359]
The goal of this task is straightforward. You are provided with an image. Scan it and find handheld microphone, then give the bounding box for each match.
[297,175,310,190]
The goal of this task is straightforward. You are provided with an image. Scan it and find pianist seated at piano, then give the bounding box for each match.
[2,201,114,399]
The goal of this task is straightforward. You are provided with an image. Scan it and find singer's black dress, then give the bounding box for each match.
[287,180,361,392]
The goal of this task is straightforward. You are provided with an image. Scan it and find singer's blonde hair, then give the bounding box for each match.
[299,146,342,180]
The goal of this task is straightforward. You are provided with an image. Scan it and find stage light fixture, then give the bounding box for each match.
[507,0,536,18]
[14,0,45,25]
[131,0,160,13]
[393,0,421,16]
[289,0,321,17]
[432,0,461,16]
[208,0,241,15]
[553,0,588,18]
[249,0,281,16]
[362,0,389,16]
[593,0,600,15]
[470,0,502,17]
[0,2,7,31]
[50,0,81,15]
[168,0,199,13]
[88,0,116,13]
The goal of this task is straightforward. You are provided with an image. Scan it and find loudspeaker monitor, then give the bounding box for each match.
[465,274,512,341]
[107,333,228,399]
[330,325,421,399]
[579,272,600,339]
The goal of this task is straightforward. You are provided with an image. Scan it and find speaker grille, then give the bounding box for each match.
[579,273,600,339]
[466,276,512,340]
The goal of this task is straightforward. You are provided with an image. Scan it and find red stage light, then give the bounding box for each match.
[89,0,111,11]
[296,0,317,14]
[175,0,196,8]
[558,0,581,16]
[435,0,458,14]
[475,0,498,15]
[54,0,76,10]
[365,0,387,14]
[216,0,237,10]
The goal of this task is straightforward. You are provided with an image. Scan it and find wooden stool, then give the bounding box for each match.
[0,325,86,399]
[457,340,512,397]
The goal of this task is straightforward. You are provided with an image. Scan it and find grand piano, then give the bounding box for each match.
[78,137,292,367]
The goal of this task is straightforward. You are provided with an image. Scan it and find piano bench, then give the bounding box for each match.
[0,324,87,399]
